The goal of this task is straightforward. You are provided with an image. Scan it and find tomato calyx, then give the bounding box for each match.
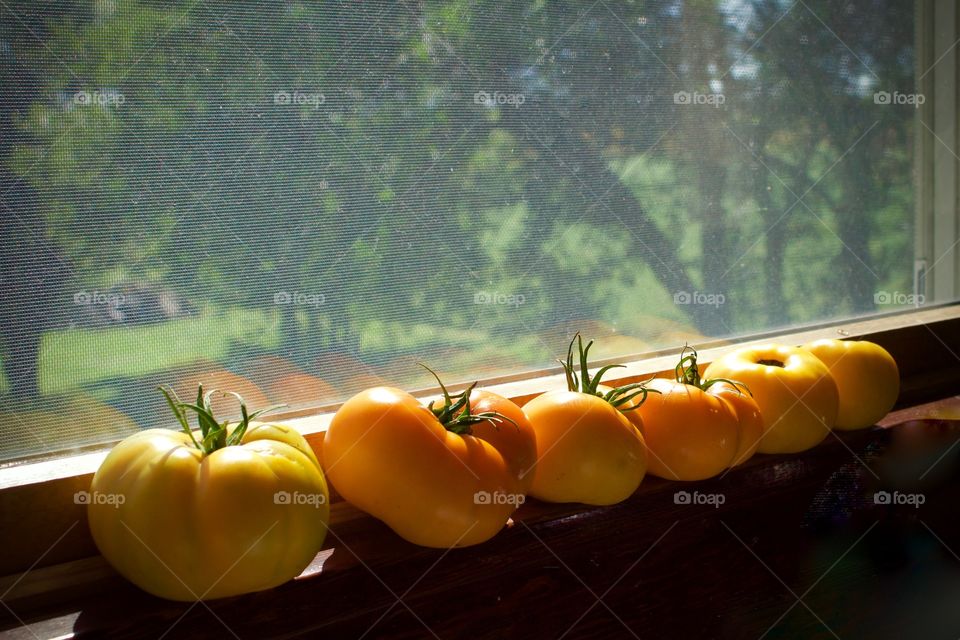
[559,333,656,411]
[675,346,751,395]
[159,384,285,455]
[419,365,517,436]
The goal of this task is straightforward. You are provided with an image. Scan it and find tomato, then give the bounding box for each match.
[525,391,647,504]
[470,389,538,493]
[323,375,536,548]
[88,386,329,601]
[801,339,899,430]
[523,334,649,505]
[631,347,762,479]
[629,347,745,480]
[704,344,839,454]
[597,383,645,435]
[632,377,738,480]
[708,382,764,467]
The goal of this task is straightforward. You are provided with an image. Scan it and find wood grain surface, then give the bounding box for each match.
[3,395,960,639]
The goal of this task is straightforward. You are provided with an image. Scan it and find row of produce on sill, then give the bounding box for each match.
[85,335,899,601]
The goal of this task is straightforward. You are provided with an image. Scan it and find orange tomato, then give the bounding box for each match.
[708,382,764,467]
[522,334,650,505]
[524,390,647,505]
[635,377,739,480]
[324,382,535,548]
[470,389,538,492]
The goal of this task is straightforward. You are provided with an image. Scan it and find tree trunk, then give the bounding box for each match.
[698,160,731,334]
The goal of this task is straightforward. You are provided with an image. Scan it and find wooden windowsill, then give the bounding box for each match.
[2,396,959,638]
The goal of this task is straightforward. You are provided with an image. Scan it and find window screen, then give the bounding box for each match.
[0,1,920,461]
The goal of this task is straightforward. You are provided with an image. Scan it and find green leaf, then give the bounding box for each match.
[158,385,200,449]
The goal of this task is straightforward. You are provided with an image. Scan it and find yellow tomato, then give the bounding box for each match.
[89,401,329,601]
[704,344,839,454]
[634,378,739,480]
[802,339,899,430]
[324,386,534,548]
[708,382,764,467]
[523,390,647,505]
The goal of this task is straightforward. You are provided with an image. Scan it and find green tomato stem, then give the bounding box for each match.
[419,363,518,435]
[673,345,752,395]
[559,333,659,409]
[159,384,285,455]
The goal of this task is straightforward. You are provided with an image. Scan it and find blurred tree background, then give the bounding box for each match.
[0,0,917,460]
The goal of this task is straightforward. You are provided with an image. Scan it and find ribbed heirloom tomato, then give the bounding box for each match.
[801,338,899,430]
[704,343,839,453]
[633,347,746,481]
[88,386,330,601]
[323,370,536,548]
[709,381,764,467]
[523,334,651,505]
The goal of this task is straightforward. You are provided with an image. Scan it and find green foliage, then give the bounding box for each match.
[0,0,918,458]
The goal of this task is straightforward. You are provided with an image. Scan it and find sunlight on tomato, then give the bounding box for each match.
[704,344,839,454]
[324,378,534,548]
[523,334,649,505]
[89,386,329,601]
[524,390,647,504]
[708,381,764,467]
[636,378,739,480]
[802,339,899,430]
